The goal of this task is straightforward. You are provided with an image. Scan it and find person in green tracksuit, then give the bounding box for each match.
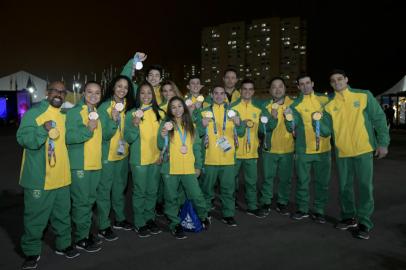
[196,86,245,227]
[121,52,162,104]
[96,75,135,242]
[230,78,267,218]
[124,81,165,238]
[319,69,390,240]
[285,75,332,223]
[258,77,295,216]
[157,96,210,239]
[156,80,183,215]
[66,81,103,253]
[17,81,79,270]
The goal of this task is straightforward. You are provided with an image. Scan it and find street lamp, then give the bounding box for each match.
[72,81,82,103]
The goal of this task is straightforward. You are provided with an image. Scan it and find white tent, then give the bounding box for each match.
[0,71,47,103]
[376,75,406,98]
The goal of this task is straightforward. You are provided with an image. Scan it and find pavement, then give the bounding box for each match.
[0,126,405,270]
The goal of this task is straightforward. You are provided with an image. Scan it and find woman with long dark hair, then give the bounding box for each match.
[95,75,135,241]
[124,81,164,237]
[158,96,210,239]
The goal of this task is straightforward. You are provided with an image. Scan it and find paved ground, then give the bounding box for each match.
[0,126,405,270]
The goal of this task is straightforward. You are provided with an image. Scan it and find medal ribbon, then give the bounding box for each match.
[48,121,56,167]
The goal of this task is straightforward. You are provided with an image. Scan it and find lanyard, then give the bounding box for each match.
[315,119,320,151]
[176,124,187,146]
[210,104,227,136]
[48,121,56,167]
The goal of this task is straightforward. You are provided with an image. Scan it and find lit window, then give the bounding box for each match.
[266,37,270,41]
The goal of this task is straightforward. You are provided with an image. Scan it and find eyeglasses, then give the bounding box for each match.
[48,88,67,95]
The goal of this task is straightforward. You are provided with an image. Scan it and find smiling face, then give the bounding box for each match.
[330,74,348,92]
[113,79,129,100]
[187,78,202,96]
[241,82,255,101]
[170,99,185,119]
[84,83,102,107]
[139,85,153,105]
[47,81,67,108]
[146,69,162,87]
[162,83,176,101]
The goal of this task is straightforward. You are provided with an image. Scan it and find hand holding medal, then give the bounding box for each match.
[132,109,144,126]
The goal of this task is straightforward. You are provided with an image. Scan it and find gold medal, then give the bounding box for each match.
[204,111,213,118]
[197,95,205,103]
[285,114,293,121]
[312,112,322,121]
[180,145,188,154]
[246,119,254,128]
[271,103,279,110]
[48,128,60,139]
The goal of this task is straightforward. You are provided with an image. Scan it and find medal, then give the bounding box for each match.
[133,53,143,70]
[271,103,279,110]
[164,121,174,130]
[133,109,144,118]
[285,113,293,121]
[115,102,124,112]
[185,99,193,106]
[197,95,205,103]
[227,110,236,118]
[88,111,99,120]
[260,116,268,124]
[312,111,322,121]
[204,111,213,118]
[246,119,254,128]
[180,145,188,154]
[48,128,60,139]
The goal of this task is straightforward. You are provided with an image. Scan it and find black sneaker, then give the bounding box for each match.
[135,225,151,238]
[291,211,309,220]
[98,227,119,241]
[55,245,80,259]
[335,218,358,230]
[88,233,102,245]
[246,209,267,218]
[276,203,290,216]
[201,218,211,230]
[356,224,370,240]
[146,220,162,235]
[171,224,187,239]
[113,220,133,231]
[311,212,326,224]
[75,238,101,253]
[261,204,271,213]
[222,216,237,227]
[22,255,40,269]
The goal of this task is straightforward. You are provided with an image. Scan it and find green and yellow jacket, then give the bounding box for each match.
[66,100,102,170]
[17,100,71,190]
[286,92,331,154]
[320,87,390,157]
[230,99,264,159]
[261,96,295,154]
[196,103,245,165]
[124,105,164,166]
[98,99,129,161]
[157,121,202,175]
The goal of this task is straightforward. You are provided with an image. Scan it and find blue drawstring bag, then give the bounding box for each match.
[179,199,203,232]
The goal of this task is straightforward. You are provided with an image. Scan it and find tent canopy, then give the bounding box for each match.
[376,75,406,98]
[0,71,48,103]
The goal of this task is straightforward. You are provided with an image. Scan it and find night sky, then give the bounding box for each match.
[0,0,404,94]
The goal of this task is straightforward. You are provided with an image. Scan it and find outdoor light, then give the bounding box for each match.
[28,87,34,93]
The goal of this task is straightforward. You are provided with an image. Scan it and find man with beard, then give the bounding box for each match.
[17,81,79,269]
